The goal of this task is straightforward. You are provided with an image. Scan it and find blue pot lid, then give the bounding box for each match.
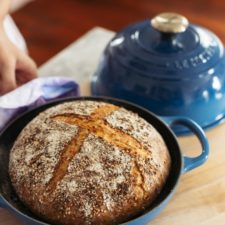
[92,13,225,135]
[109,12,224,80]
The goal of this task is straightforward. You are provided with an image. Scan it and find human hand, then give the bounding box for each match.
[0,26,37,95]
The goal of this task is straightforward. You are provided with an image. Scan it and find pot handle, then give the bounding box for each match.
[162,116,209,174]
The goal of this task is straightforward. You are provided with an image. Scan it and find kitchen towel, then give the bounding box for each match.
[0,76,80,131]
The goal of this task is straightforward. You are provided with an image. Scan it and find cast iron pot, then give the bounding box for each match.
[92,12,225,135]
[0,96,209,225]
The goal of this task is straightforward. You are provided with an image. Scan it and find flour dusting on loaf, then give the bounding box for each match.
[9,100,171,225]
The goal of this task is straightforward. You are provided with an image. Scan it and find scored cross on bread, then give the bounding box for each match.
[48,104,151,193]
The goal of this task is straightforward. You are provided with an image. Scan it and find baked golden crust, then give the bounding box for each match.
[9,101,171,225]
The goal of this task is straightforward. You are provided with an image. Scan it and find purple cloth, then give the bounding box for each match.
[0,77,80,131]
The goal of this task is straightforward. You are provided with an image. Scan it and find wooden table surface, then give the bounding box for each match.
[0,27,225,225]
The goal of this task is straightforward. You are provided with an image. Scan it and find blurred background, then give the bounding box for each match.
[12,0,225,66]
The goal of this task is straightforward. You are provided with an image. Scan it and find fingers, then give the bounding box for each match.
[0,60,17,95]
[16,52,37,85]
[0,26,37,95]
[0,52,37,95]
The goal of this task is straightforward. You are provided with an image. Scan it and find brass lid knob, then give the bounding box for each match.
[151,12,189,33]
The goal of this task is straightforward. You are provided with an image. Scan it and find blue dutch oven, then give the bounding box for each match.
[92,12,225,135]
[0,96,209,225]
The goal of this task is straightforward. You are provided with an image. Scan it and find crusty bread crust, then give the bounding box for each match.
[9,101,171,225]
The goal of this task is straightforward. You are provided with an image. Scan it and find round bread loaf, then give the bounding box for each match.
[9,100,171,225]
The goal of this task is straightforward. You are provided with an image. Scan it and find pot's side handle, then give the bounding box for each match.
[164,117,209,174]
